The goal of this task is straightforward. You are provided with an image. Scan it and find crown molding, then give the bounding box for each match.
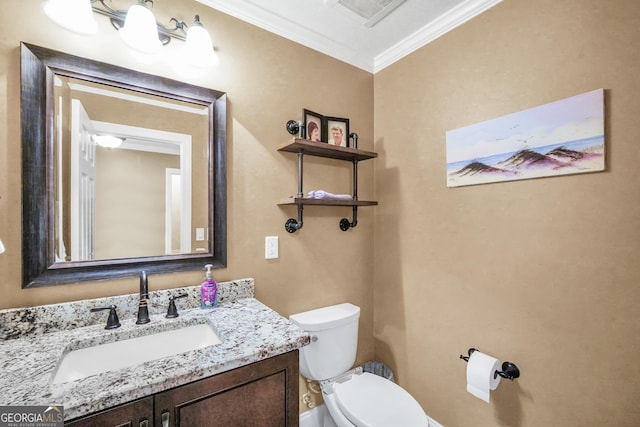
[197,0,375,71]
[373,0,503,73]
[197,0,502,74]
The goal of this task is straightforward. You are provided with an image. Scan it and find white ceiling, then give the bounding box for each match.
[197,0,502,73]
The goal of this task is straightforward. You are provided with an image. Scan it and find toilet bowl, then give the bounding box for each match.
[290,303,429,427]
[321,367,429,427]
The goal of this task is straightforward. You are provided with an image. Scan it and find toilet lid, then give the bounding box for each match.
[333,372,429,427]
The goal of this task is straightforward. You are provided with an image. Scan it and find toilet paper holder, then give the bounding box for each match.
[459,348,520,381]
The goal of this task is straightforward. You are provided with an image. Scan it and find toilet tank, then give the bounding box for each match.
[290,303,360,381]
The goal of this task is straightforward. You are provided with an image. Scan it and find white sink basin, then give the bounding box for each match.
[52,323,221,384]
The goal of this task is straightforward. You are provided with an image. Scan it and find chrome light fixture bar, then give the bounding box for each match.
[44,0,218,67]
[91,0,188,45]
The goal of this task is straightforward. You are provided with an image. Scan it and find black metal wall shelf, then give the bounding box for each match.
[277,138,378,233]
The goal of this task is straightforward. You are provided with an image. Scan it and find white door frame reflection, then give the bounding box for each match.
[65,107,193,261]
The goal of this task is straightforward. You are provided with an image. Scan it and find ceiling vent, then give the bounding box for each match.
[333,0,407,27]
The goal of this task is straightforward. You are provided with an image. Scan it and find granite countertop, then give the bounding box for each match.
[0,278,309,420]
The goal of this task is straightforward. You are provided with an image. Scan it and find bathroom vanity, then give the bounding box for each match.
[66,350,298,426]
[0,279,309,425]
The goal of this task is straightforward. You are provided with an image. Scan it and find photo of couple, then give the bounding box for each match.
[303,109,349,147]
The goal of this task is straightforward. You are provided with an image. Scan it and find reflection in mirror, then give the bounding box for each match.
[54,75,208,261]
[21,43,227,288]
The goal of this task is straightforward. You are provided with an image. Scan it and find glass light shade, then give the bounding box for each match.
[43,0,98,34]
[184,20,218,68]
[92,135,123,149]
[0,238,5,255]
[119,2,162,54]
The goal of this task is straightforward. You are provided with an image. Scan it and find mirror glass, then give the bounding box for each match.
[54,75,209,260]
[21,43,227,287]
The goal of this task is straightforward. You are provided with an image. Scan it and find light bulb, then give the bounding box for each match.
[119,1,162,54]
[92,135,123,149]
[43,0,98,35]
[184,15,218,68]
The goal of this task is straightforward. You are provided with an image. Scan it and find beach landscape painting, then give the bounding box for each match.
[446,89,605,187]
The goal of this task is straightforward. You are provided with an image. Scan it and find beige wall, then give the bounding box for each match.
[2,0,639,425]
[96,148,179,259]
[374,0,640,425]
[0,0,375,404]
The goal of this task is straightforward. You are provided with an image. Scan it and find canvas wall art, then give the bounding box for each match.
[446,89,605,187]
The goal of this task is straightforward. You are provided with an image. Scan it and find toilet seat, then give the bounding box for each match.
[331,372,429,427]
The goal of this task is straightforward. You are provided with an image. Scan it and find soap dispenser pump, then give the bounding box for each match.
[200,264,217,309]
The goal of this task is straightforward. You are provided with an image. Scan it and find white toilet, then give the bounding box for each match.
[290,303,429,427]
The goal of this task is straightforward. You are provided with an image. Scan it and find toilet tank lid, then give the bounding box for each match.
[290,303,360,331]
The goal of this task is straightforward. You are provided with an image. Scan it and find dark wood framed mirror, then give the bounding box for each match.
[21,42,226,288]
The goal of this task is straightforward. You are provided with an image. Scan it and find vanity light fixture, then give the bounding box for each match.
[183,15,219,68]
[92,134,124,149]
[118,0,163,54]
[43,0,219,67]
[43,0,98,35]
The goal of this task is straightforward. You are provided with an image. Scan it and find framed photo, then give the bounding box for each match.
[325,116,350,147]
[303,109,325,143]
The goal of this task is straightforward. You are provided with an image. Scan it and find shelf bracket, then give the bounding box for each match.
[339,158,359,231]
[285,150,305,233]
[285,205,304,233]
[339,206,358,231]
[286,119,304,138]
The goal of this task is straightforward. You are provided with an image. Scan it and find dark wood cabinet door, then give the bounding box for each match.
[65,396,153,427]
[155,351,299,427]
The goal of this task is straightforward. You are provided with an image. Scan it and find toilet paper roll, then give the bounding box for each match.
[466,350,501,403]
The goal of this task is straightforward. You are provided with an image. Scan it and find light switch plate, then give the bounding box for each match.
[265,236,279,259]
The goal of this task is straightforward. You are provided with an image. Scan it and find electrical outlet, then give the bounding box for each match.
[265,236,279,259]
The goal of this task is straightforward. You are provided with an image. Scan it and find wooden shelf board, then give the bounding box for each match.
[278,197,378,207]
[277,138,377,161]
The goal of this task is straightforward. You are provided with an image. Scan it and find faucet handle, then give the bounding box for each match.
[91,305,121,330]
[166,293,188,318]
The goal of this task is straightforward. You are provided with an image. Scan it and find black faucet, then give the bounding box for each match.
[91,305,121,330]
[136,271,151,324]
[166,293,188,318]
